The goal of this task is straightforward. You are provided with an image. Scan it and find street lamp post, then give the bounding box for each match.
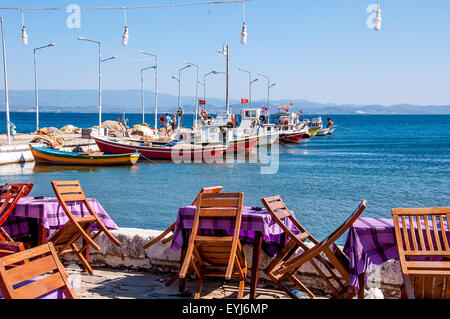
[216,45,230,115]
[0,17,10,145]
[77,36,117,136]
[258,73,276,116]
[203,70,225,105]
[34,42,55,132]
[138,50,158,130]
[183,61,199,128]
[238,67,257,108]
[140,66,156,125]
[172,64,191,128]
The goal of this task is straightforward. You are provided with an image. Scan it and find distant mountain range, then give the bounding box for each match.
[0,89,449,114]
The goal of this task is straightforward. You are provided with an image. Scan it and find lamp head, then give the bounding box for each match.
[21,26,28,46]
[122,26,129,46]
[49,42,56,47]
[77,36,85,41]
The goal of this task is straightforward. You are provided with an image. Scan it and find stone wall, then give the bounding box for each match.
[62,227,404,298]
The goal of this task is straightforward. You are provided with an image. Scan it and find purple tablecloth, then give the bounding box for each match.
[2,197,119,240]
[171,205,299,257]
[343,216,449,293]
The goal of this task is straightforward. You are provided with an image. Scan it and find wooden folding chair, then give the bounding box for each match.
[1,183,34,198]
[0,242,77,299]
[143,186,223,249]
[49,181,121,275]
[272,199,367,299]
[178,192,247,299]
[0,184,32,242]
[392,207,450,299]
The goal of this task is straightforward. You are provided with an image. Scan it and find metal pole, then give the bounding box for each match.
[154,56,158,131]
[33,49,39,132]
[98,42,102,136]
[141,69,144,124]
[195,65,199,127]
[178,70,181,111]
[226,45,229,115]
[0,17,10,145]
[248,72,252,108]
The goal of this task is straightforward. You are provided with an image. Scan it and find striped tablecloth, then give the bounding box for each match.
[343,217,399,292]
[171,205,299,257]
[343,216,450,293]
[2,197,119,240]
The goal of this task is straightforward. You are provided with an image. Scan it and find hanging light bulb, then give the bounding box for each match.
[374,3,382,31]
[240,1,247,44]
[122,9,128,46]
[122,26,129,46]
[241,23,247,45]
[20,9,28,46]
[21,26,28,46]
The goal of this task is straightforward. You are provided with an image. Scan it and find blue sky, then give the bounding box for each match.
[0,0,449,106]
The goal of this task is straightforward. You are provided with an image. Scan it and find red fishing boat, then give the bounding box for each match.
[92,135,226,161]
[275,108,309,144]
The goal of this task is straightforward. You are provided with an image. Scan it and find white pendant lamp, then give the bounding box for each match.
[122,9,128,46]
[374,2,382,31]
[21,9,28,46]
[240,1,247,44]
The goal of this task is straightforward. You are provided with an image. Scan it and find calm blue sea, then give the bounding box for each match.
[1,112,449,244]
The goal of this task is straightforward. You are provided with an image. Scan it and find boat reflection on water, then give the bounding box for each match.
[32,163,140,173]
[0,162,36,175]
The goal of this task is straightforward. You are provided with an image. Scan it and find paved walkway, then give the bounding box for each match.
[66,265,292,299]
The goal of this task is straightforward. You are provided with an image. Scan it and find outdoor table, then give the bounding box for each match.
[343,216,450,299]
[171,205,299,299]
[2,196,119,246]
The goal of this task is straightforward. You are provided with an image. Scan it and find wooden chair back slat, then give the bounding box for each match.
[191,186,223,206]
[178,192,247,299]
[392,207,450,299]
[261,196,366,299]
[274,200,367,299]
[0,243,77,299]
[0,185,31,242]
[49,181,120,274]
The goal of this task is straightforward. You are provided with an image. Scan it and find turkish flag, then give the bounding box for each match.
[199,99,206,105]
[299,110,303,114]
[241,98,249,104]
[262,106,268,111]
[290,102,294,106]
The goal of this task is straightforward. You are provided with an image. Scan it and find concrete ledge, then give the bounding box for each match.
[61,227,403,298]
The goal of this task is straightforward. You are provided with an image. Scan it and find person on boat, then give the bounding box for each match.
[171,114,177,130]
[165,113,173,127]
[326,117,334,128]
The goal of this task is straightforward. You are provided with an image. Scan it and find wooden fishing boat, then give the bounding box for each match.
[29,145,140,166]
[92,135,226,161]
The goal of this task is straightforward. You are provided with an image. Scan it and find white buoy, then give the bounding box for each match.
[241,23,247,45]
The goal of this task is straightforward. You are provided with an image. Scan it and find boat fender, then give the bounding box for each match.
[231,114,236,126]
[178,132,190,143]
[259,115,266,124]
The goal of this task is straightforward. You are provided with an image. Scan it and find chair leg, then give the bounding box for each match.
[238,279,245,299]
[194,276,204,299]
[71,243,94,275]
[289,273,315,298]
